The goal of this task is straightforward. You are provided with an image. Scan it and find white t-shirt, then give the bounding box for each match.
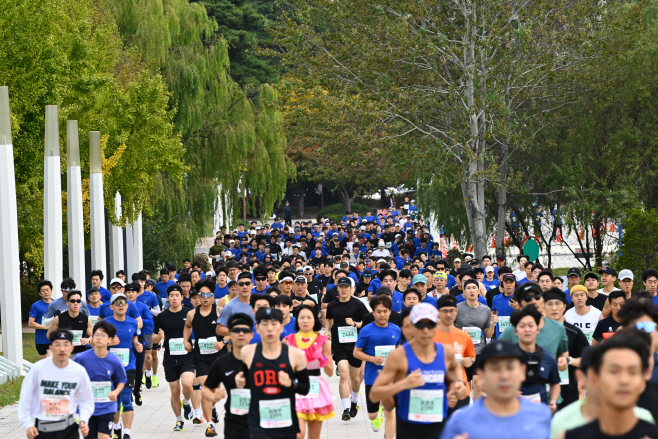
[565,306,602,343]
[371,249,391,258]
[512,270,526,281]
[597,287,620,296]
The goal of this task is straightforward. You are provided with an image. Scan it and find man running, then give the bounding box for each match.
[325,276,370,420]
[123,283,152,406]
[46,290,92,360]
[153,284,195,431]
[202,313,254,439]
[18,329,94,439]
[235,308,310,439]
[565,285,602,344]
[370,303,466,439]
[592,290,626,344]
[28,280,54,360]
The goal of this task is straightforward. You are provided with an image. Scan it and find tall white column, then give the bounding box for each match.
[133,211,143,272]
[44,106,63,298]
[125,220,135,277]
[89,131,107,288]
[109,193,124,277]
[66,121,85,296]
[0,87,23,364]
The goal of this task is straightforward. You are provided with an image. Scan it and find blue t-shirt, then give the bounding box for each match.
[492,293,515,336]
[368,278,382,294]
[105,316,139,371]
[520,348,560,403]
[155,280,177,299]
[29,299,51,345]
[214,284,229,299]
[99,301,141,321]
[74,349,127,416]
[455,294,488,306]
[446,274,457,289]
[136,291,160,311]
[284,317,297,335]
[421,294,439,307]
[391,291,404,313]
[217,297,253,327]
[355,322,401,385]
[440,398,551,439]
[87,303,103,318]
[482,279,500,290]
[132,300,154,335]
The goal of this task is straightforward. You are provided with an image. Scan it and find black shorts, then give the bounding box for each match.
[464,363,475,382]
[396,416,444,439]
[164,359,196,382]
[85,413,115,438]
[125,369,136,389]
[365,384,380,413]
[36,343,49,356]
[225,420,250,439]
[331,343,362,368]
[194,357,216,377]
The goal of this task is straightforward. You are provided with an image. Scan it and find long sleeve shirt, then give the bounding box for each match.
[18,357,94,430]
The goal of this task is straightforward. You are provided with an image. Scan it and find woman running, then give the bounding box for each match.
[285,305,335,439]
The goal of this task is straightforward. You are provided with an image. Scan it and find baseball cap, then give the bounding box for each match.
[124,283,139,292]
[360,226,366,230]
[454,258,461,263]
[109,278,125,287]
[412,274,427,285]
[340,261,349,267]
[255,307,283,324]
[599,267,618,277]
[111,293,127,303]
[485,266,495,273]
[295,276,307,284]
[303,266,313,272]
[470,259,479,265]
[619,269,634,281]
[376,258,386,264]
[410,303,439,324]
[376,286,392,296]
[250,230,256,235]
[337,277,354,287]
[280,275,294,283]
[567,267,582,277]
[434,271,448,280]
[88,286,100,292]
[502,273,517,282]
[378,240,385,248]
[583,272,599,282]
[333,235,339,240]
[476,340,526,370]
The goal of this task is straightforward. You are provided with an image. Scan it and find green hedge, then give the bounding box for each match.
[316,203,375,223]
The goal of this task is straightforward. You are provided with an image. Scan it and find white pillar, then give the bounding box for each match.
[44,105,63,299]
[0,87,23,365]
[89,131,107,288]
[66,121,85,297]
[109,193,123,277]
[133,211,143,272]
[125,220,135,277]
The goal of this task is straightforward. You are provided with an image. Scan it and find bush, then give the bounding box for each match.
[316,203,375,223]
[20,277,41,323]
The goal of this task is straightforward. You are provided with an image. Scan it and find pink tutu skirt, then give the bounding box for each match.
[295,375,335,421]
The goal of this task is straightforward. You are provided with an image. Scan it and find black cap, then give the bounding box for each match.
[470,259,479,265]
[336,277,353,287]
[362,269,373,276]
[567,267,582,277]
[514,282,543,302]
[496,254,505,260]
[340,261,349,267]
[502,273,517,282]
[88,286,100,292]
[255,307,283,324]
[124,283,139,292]
[584,272,599,282]
[376,286,392,296]
[600,267,617,277]
[476,340,526,370]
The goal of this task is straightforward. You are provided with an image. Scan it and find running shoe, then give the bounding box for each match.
[173,421,184,432]
[152,376,159,387]
[350,401,359,418]
[113,428,122,439]
[145,374,152,389]
[212,406,219,423]
[205,424,218,437]
[371,407,383,432]
[123,434,131,439]
[133,390,142,406]
[341,409,351,421]
[193,415,206,425]
[336,366,340,377]
[183,402,194,420]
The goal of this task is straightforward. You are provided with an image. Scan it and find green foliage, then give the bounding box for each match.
[618,208,658,282]
[316,203,372,223]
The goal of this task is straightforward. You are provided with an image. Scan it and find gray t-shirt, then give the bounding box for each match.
[455,301,492,354]
[217,296,253,327]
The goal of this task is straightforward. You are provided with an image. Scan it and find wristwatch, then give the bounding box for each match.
[567,356,573,365]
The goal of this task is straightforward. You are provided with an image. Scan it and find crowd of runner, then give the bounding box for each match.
[17,204,658,439]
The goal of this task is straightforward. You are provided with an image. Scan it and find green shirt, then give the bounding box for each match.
[209,245,226,257]
[500,316,569,358]
[550,398,654,439]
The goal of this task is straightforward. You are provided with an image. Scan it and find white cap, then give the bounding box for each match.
[250,230,256,235]
[485,266,495,273]
[109,278,125,287]
[229,239,235,244]
[360,226,366,230]
[378,240,385,248]
[619,269,634,281]
[376,258,386,264]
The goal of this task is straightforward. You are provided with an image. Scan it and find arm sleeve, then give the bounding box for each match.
[293,368,310,395]
[76,373,95,425]
[17,367,36,430]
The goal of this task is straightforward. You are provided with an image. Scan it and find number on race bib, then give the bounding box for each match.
[230,389,251,415]
[41,396,70,419]
[375,345,396,365]
[110,348,130,366]
[408,389,443,422]
[92,381,112,402]
[90,315,99,325]
[498,316,511,330]
[71,330,83,346]
[169,338,187,355]
[462,327,482,345]
[337,326,358,343]
[559,368,569,385]
[198,337,218,355]
[259,398,292,428]
[300,377,320,399]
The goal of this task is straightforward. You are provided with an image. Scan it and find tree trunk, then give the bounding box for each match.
[338,185,353,213]
[298,188,305,219]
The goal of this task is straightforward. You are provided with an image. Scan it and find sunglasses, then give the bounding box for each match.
[522,294,542,302]
[282,281,293,285]
[238,281,252,287]
[364,274,372,277]
[255,277,267,281]
[113,300,128,306]
[68,299,82,304]
[414,320,437,330]
[200,292,214,299]
[636,321,656,333]
[230,327,253,334]
[110,286,122,291]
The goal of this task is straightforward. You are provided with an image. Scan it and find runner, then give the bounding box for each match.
[235,307,310,439]
[134,273,161,391]
[439,340,551,439]
[491,273,518,336]
[285,305,335,439]
[273,294,297,335]
[46,290,92,360]
[18,329,94,439]
[217,272,255,336]
[87,287,104,325]
[592,290,626,345]
[42,278,90,326]
[74,320,127,439]
[370,303,467,439]
[354,295,401,437]
[601,269,634,317]
[153,284,195,432]
[142,279,162,388]
[183,279,225,436]
[411,274,439,307]
[597,267,619,295]
[123,283,151,407]
[564,285,602,344]
[104,292,142,439]
[202,313,253,439]
[28,280,54,360]
[582,273,607,311]
[325,276,370,420]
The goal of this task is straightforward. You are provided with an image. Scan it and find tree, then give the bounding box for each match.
[618,208,658,282]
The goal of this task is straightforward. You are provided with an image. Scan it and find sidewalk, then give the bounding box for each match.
[0,350,380,439]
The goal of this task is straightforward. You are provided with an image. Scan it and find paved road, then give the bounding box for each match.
[0,350,380,439]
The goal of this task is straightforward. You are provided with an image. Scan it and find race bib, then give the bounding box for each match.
[498,316,511,330]
[90,315,99,325]
[110,348,130,366]
[462,327,482,344]
[309,294,318,303]
[259,398,292,428]
[375,345,396,365]
[408,389,444,422]
[559,368,569,385]
[300,377,320,399]
[71,330,83,346]
[521,393,541,404]
[455,353,463,369]
[198,337,218,355]
[92,381,112,403]
[230,389,251,415]
[40,396,70,419]
[359,297,372,311]
[338,326,358,343]
[583,330,594,345]
[169,338,187,355]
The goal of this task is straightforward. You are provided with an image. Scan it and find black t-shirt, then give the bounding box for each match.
[562,322,590,400]
[593,315,621,342]
[565,419,658,439]
[362,310,402,327]
[586,293,608,312]
[204,351,248,426]
[355,282,369,298]
[316,275,331,288]
[307,280,323,298]
[326,297,370,348]
[449,286,462,297]
[486,287,501,308]
[153,307,194,362]
[322,286,340,304]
